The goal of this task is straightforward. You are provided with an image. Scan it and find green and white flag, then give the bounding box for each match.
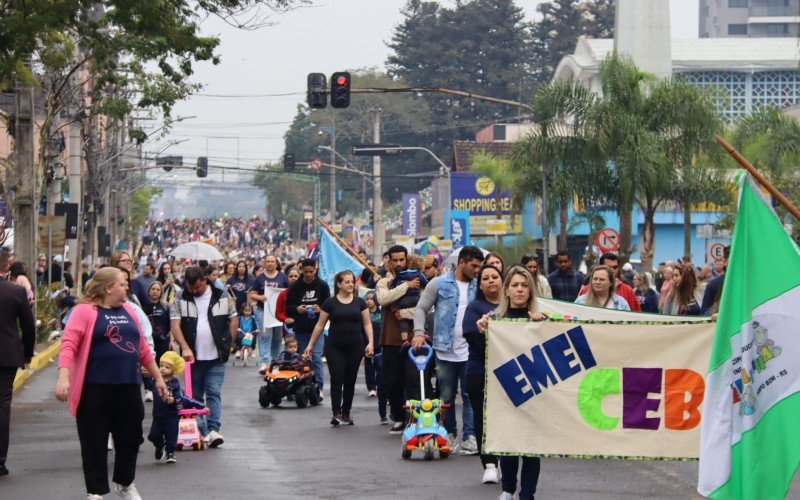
[698,173,800,498]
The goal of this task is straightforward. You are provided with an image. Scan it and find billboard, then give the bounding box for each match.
[450,172,520,235]
[402,193,421,237]
[446,210,470,247]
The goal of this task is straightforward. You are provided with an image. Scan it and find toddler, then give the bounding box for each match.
[235,304,258,359]
[146,351,205,464]
[276,336,302,366]
[391,254,429,339]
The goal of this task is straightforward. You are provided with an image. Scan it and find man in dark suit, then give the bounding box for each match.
[0,279,36,476]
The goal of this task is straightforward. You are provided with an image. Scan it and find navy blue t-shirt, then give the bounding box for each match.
[85,306,142,385]
[226,275,255,310]
[253,272,289,309]
[462,299,499,377]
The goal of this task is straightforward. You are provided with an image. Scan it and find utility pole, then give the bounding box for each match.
[13,72,37,275]
[329,117,336,222]
[67,116,82,266]
[372,110,383,264]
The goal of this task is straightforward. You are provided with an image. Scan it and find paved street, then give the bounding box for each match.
[3,361,795,499]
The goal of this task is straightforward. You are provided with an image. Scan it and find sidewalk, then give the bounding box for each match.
[13,340,61,393]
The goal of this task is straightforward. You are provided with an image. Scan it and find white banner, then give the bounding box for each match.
[537,297,710,323]
[262,287,284,329]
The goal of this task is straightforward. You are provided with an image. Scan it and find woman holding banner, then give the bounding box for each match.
[475,265,546,500]
[463,264,503,484]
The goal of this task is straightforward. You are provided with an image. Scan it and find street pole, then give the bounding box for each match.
[13,71,37,278]
[330,117,336,222]
[68,120,82,266]
[372,110,384,265]
[542,164,549,275]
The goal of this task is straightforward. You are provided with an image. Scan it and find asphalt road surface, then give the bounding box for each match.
[4,360,797,499]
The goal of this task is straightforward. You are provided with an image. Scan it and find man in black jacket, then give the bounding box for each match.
[171,267,238,448]
[0,279,36,476]
[286,259,330,393]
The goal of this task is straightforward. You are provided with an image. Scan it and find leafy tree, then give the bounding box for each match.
[530,0,616,84]
[587,54,723,270]
[251,165,319,238]
[386,0,536,159]
[126,187,163,243]
[728,106,800,242]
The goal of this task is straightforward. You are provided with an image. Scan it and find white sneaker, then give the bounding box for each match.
[235,350,242,359]
[206,430,224,448]
[483,464,500,484]
[143,390,153,402]
[368,389,377,397]
[447,433,460,453]
[498,492,514,500]
[87,495,104,500]
[107,436,113,451]
[114,483,142,500]
[259,364,268,375]
[460,434,479,455]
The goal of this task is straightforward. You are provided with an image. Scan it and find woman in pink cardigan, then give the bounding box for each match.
[55,267,167,500]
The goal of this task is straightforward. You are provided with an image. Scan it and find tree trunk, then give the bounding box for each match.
[559,196,568,250]
[641,208,656,273]
[683,202,692,259]
[618,201,634,263]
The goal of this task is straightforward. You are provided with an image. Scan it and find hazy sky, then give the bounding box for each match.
[155,0,699,177]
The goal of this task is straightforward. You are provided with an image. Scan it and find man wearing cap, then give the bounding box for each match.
[49,255,64,285]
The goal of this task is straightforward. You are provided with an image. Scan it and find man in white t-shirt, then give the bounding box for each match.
[412,246,483,455]
[171,267,238,448]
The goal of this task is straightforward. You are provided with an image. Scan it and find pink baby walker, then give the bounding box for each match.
[176,361,210,451]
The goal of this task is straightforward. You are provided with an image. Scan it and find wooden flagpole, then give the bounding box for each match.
[716,136,800,221]
[316,218,377,273]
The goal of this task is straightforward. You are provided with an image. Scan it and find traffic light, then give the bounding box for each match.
[196,156,208,178]
[284,154,295,172]
[307,73,327,109]
[330,71,351,108]
[156,155,182,172]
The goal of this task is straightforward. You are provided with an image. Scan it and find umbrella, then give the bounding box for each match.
[443,246,489,271]
[169,241,224,262]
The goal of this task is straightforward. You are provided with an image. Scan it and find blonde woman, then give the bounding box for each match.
[574,265,631,310]
[55,267,166,500]
[475,265,546,500]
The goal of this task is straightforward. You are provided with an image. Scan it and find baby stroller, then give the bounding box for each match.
[401,345,451,460]
[176,361,211,451]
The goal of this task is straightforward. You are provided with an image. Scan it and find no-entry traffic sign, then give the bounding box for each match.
[595,227,620,253]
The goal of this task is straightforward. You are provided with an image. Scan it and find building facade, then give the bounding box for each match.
[699,0,800,38]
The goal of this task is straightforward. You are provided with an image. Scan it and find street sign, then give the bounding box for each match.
[696,224,713,239]
[438,239,453,255]
[38,215,66,249]
[303,211,313,220]
[352,144,401,156]
[485,219,507,235]
[331,224,343,233]
[709,243,726,262]
[595,227,620,253]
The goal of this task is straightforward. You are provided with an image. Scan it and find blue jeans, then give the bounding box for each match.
[257,326,283,367]
[294,330,325,390]
[435,358,474,439]
[191,360,226,436]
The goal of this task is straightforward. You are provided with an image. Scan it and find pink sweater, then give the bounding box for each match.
[58,303,155,416]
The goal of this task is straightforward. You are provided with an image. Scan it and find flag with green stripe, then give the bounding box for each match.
[698,173,800,498]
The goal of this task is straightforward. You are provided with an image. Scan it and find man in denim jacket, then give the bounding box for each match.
[412,245,483,454]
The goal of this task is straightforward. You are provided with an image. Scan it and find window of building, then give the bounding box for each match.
[766,23,790,37]
[728,24,748,35]
[728,0,747,7]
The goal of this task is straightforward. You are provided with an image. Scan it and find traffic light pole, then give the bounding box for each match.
[372,110,384,265]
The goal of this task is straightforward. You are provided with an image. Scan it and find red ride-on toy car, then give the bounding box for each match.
[258,360,321,408]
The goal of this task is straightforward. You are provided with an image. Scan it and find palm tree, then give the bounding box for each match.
[471,150,517,245]
[509,78,609,256]
[587,54,723,271]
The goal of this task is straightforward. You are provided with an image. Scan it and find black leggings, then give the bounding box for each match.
[76,384,144,495]
[326,342,364,415]
[465,373,498,469]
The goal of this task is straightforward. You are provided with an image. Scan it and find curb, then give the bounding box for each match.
[13,340,61,393]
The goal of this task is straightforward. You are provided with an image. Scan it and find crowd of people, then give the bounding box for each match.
[0,220,731,499]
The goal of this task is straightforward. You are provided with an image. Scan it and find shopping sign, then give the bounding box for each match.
[485,319,715,459]
[595,227,620,253]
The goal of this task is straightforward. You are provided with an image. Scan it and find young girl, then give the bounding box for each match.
[147,281,172,362]
[236,304,258,364]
